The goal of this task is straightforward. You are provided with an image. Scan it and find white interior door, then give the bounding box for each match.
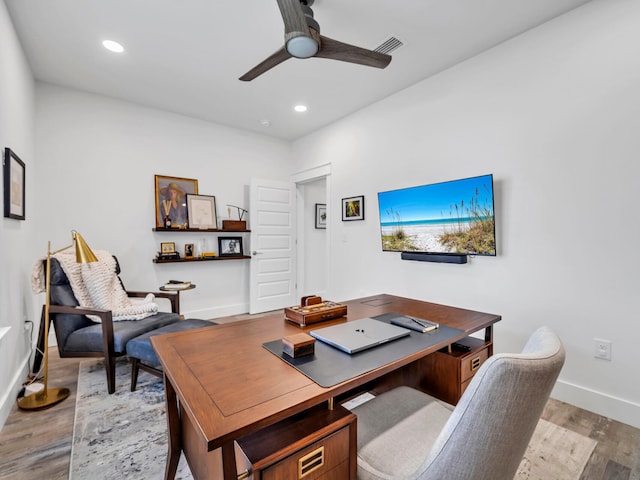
[249,178,297,314]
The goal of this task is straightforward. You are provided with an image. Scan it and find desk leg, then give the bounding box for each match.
[164,373,182,480]
[222,441,237,480]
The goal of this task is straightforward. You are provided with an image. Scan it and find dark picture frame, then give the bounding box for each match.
[154,175,198,228]
[315,203,327,229]
[3,148,25,220]
[218,236,243,256]
[186,194,217,229]
[342,195,365,221]
[184,243,194,258]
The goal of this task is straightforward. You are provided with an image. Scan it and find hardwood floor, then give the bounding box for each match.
[1,348,638,480]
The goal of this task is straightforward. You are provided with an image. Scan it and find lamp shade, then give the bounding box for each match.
[74,232,98,263]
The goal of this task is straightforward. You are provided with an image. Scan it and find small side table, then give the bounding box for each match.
[159,284,196,318]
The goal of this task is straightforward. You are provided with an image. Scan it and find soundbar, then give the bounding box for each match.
[401,252,468,264]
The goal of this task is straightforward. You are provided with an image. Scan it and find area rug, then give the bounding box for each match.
[515,418,597,480]
[70,358,193,479]
[72,359,596,480]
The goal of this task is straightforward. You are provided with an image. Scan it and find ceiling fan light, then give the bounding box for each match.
[286,36,318,58]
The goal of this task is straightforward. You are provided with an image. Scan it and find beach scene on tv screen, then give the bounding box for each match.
[378,174,496,255]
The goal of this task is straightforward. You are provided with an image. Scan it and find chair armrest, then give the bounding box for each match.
[127,290,180,314]
[48,304,111,319]
[48,304,116,356]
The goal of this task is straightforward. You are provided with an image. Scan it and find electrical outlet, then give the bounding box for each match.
[594,338,612,361]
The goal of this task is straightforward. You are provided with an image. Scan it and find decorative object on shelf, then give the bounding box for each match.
[218,236,243,256]
[223,204,248,230]
[342,195,364,221]
[157,242,180,261]
[160,242,176,254]
[315,203,326,229]
[3,147,26,220]
[19,230,98,410]
[284,295,348,326]
[184,244,194,258]
[187,194,217,229]
[154,175,198,228]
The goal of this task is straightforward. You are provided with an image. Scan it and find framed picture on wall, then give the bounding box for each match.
[3,148,25,220]
[342,195,364,221]
[187,194,217,229]
[218,236,243,256]
[315,203,327,229]
[154,175,198,228]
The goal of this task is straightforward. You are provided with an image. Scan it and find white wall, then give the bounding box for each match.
[292,0,640,428]
[34,84,292,322]
[300,178,327,297]
[0,0,37,429]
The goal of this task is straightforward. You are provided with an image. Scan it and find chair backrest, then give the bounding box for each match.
[48,256,122,349]
[419,326,565,480]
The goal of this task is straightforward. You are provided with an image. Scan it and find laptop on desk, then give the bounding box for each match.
[310,317,410,354]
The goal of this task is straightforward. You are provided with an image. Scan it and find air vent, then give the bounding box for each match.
[374,36,404,55]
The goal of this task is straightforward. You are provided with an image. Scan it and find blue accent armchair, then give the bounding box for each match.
[39,257,181,393]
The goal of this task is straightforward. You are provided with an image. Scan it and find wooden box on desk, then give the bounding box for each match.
[285,302,347,326]
[282,333,315,358]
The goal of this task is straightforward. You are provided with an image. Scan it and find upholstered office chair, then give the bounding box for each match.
[351,326,565,480]
[38,257,181,394]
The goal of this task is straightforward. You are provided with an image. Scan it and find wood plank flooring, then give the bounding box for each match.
[1,347,639,479]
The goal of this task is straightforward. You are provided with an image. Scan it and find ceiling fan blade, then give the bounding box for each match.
[316,35,392,69]
[239,47,291,81]
[276,0,311,43]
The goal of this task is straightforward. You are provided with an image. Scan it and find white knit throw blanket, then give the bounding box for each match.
[31,249,158,322]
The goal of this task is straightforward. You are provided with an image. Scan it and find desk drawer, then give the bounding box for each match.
[262,427,350,480]
[237,405,356,480]
[460,346,490,383]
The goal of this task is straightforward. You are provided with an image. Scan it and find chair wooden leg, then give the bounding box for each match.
[130,358,139,392]
[105,354,116,394]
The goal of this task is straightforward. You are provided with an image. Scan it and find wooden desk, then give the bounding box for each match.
[152,294,501,480]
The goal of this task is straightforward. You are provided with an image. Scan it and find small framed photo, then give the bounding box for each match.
[342,195,364,221]
[160,242,176,254]
[154,175,198,228]
[3,148,25,220]
[218,236,243,256]
[184,243,194,258]
[187,194,217,229]
[315,203,327,229]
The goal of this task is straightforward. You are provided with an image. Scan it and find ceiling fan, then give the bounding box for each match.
[239,0,392,81]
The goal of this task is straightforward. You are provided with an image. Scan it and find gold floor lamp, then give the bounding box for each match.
[18,231,98,410]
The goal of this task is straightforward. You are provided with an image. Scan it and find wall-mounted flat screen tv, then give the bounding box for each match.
[377,174,496,256]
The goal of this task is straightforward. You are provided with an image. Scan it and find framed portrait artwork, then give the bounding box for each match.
[218,236,243,256]
[184,243,194,258]
[315,203,327,229]
[3,148,25,220]
[160,242,176,254]
[154,175,198,228]
[186,194,217,229]
[342,195,364,221]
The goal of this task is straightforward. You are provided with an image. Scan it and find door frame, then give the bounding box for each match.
[292,164,331,300]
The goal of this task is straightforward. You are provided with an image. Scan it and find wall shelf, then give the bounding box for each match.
[153,256,250,264]
[152,228,250,233]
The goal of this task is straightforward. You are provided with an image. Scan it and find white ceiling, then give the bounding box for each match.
[5,0,590,141]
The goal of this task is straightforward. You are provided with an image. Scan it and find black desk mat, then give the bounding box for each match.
[263,313,464,387]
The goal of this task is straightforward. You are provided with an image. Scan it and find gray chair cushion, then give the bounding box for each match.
[353,387,453,479]
[126,319,216,366]
[64,311,181,353]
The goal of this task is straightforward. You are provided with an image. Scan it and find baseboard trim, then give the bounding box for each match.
[552,379,640,429]
[183,302,250,321]
[0,353,31,431]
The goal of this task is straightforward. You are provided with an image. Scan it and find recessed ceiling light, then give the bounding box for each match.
[260,119,271,127]
[294,105,308,113]
[102,40,124,53]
